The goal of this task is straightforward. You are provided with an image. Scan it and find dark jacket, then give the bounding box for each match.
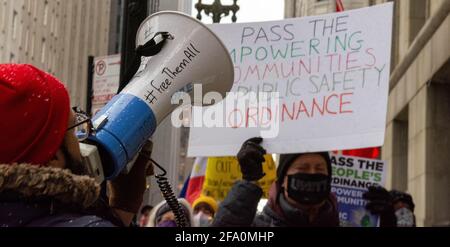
[212,181,340,227]
[0,164,116,227]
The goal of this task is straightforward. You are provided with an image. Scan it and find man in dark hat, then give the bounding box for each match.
[363,186,416,227]
[212,137,339,227]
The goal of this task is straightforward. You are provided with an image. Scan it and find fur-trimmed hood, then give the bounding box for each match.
[0,163,100,208]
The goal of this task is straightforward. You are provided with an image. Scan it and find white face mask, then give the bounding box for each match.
[193,212,212,227]
[395,208,415,227]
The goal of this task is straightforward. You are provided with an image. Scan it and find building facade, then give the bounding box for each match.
[0,0,112,109]
[382,0,450,227]
[285,0,450,226]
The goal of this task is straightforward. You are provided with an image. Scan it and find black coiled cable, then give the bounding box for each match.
[150,158,187,227]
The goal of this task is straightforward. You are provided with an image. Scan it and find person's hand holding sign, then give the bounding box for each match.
[363,186,393,214]
[237,137,267,182]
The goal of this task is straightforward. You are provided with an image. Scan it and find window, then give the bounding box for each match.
[50,12,55,36]
[12,10,18,40]
[1,2,7,32]
[48,50,52,73]
[409,0,428,44]
[44,0,49,26]
[30,32,35,60]
[24,29,29,51]
[392,107,409,192]
[41,38,46,63]
[33,0,37,20]
[27,0,32,14]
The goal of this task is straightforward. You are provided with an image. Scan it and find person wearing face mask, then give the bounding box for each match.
[138,205,154,227]
[147,198,195,227]
[192,196,217,227]
[363,186,416,227]
[212,137,339,227]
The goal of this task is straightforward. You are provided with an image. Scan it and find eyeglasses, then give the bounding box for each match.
[67,107,95,141]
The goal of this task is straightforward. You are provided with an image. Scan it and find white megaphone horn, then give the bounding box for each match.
[84,11,234,180]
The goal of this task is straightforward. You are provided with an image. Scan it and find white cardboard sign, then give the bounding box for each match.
[188,4,393,157]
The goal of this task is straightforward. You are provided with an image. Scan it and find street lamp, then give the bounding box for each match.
[195,0,240,23]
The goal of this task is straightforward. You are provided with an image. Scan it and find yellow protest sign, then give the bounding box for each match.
[202,155,276,201]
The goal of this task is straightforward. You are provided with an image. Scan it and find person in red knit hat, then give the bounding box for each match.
[0,64,149,227]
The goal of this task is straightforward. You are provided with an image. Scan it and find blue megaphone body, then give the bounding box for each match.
[87,11,234,179]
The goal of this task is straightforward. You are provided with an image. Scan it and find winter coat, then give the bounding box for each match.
[212,180,340,227]
[0,164,116,227]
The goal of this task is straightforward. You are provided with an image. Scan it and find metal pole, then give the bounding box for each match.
[86,56,94,115]
[119,0,148,93]
[119,0,129,89]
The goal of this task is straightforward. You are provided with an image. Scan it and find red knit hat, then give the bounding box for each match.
[0,64,70,165]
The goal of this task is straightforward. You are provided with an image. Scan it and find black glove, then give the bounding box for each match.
[363,186,394,215]
[237,137,266,181]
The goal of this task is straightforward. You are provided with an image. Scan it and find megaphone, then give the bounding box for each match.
[83,11,234,180]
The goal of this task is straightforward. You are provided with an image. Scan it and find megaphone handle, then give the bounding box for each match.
[119,32,174,92]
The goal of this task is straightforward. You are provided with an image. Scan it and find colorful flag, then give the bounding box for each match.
[336,0,345,12]
[342,147,381,159]
[179,174,190,198]
[185,157,207,204]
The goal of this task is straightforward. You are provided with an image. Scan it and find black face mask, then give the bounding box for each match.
[287,173,331,205]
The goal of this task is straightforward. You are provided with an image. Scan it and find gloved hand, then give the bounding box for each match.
[363,186,394,215]
[237,137,266,182]
[108,141,153,214]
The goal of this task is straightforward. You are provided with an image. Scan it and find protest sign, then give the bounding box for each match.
[330,154,387,227]
[202,155,276,201]
[188,3,393,157]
